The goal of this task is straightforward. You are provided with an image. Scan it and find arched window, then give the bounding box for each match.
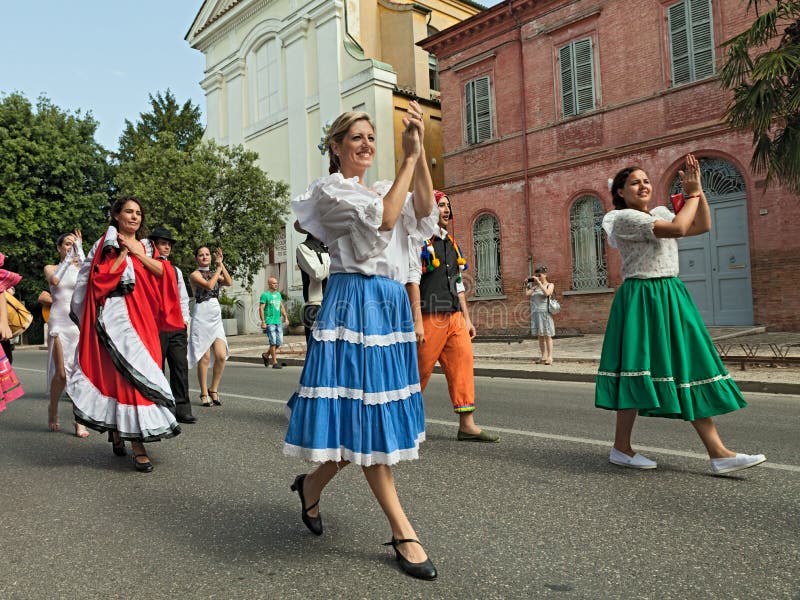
[669,157,746,201]
[249,38,281,123]
[569,195,607,289]
[473,214,502,296]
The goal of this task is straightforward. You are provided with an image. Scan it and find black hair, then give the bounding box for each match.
[610,166,643,210]
[534,265,548,274]
[56,233,70,248]
[194,245,210,258]
[109,197,146,240]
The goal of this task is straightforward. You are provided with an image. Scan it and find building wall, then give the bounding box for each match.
[424,0,800,333]
[188,0,481,331]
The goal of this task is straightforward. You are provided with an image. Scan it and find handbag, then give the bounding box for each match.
[4,291,33,336]
[547,296,561,315]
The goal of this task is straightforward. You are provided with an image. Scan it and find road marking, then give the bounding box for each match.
[14,369,796,473]
[195,389,800,474]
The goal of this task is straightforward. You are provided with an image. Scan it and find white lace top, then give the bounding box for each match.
[602,206,679,280]
[292,174,439,283]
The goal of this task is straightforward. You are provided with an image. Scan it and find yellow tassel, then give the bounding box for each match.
[432,258,440,268]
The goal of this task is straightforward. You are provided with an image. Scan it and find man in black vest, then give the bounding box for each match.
[149,227,196,424]
[294,221,330,341]
[406,191,499,442]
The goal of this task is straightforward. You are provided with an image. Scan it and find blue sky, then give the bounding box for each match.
[0,1,206,150]
[1,0,499,151]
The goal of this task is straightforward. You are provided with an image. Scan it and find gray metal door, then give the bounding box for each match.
[670,159,753,325]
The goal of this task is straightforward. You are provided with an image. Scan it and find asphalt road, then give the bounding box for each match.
[2,350,798,599]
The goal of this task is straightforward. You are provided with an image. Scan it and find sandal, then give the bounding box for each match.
[200,394,212,407]
[209,390,221,406]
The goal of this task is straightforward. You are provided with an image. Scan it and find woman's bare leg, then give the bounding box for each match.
[362,464,428,563]
[197,350,211,397]
[538,336,546,362]
[209,338,227,393]
[613,409,638,456]
[545,336,554,362]
[301,459,350,518]
[48,336,66,430]
[691,417,736,459]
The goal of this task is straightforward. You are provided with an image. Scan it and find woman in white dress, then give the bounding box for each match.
[44,231,89,436]
[187,246,232,407]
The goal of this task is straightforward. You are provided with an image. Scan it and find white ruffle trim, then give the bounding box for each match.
[282,433,425,466]
[100,296,173,401]
[295,382,421,405]
[313,326,416,347]
[68,365,178,439]
[598,370,733,388]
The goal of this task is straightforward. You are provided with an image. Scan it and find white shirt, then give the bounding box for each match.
[296,241,331,305]
[406,226,466,294]
[292,174,438,283]
[602,206,679,280]
[175,266,190,323]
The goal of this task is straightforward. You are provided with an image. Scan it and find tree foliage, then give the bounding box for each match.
[115,94,290,290]
[0,92,112,301]
[720,0,800,192]
[117,89,203,163]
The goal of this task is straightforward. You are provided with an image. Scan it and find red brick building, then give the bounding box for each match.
[420,0,799,333]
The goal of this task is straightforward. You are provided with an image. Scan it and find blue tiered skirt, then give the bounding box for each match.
[283,273,426,466]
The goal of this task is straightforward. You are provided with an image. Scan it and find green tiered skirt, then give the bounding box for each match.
[595,277,746,421]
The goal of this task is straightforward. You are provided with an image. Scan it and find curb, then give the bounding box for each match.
[228,355,800,395]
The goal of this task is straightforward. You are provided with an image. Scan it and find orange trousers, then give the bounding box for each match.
[417,311,475,413]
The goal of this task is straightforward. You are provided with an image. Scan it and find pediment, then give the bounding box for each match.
[186,0,245,41]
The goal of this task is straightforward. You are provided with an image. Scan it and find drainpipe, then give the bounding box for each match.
[510,1,533,274]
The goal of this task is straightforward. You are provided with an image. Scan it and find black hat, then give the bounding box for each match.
[149,226,177,243]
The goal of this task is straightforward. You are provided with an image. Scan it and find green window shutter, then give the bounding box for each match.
[573,38,595,114]
[465,77,492,144]
[668,1,691,85]
[559,44,575,116]
[690,0,715,80]
[668,0,715,86]
[560,38,595,117]
[465,80,475,144]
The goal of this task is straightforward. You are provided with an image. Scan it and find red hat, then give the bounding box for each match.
[434,190,447,203]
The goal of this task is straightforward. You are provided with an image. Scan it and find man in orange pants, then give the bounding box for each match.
[406,191,499,442]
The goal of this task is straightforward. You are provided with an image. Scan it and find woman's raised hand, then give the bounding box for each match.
[215,247,224,265]
[678,153,703,196]
[401,100,424,161]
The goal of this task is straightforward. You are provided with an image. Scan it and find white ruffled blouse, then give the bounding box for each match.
[292,174,439,283]
[602,206,679,280]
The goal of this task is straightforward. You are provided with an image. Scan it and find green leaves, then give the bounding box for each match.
[115,96,290,290]
[720,0,800,193]
[0,93,111,302]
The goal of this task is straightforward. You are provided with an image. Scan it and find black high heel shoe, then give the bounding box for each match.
[383,538,437,581]
[107,431,127,456]
[209,390,221,406]
[290,474,323,536]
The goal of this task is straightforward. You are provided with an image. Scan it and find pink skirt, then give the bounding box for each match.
[0,345,23,412]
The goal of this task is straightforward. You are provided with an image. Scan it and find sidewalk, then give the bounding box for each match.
[229,326,800,395]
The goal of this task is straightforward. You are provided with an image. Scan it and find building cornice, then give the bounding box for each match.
[200,71,225,92]
[281,17,310,45]
[444,122,731,194]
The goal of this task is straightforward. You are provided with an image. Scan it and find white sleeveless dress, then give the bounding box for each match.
[47,262,80,394]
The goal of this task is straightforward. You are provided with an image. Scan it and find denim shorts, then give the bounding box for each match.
[265,323,283,347]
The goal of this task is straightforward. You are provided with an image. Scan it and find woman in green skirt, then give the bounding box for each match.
[595,154,765,475]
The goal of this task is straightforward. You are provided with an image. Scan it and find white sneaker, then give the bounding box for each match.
[710,453,767,475]
[609,448,657,470]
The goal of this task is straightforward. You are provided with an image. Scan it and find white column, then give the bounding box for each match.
[282,18,311,295]
[222,59,246,146]
[200,72,224,142]
[313,1,344,137]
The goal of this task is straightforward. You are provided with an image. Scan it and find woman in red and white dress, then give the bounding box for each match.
[67,198,185,472]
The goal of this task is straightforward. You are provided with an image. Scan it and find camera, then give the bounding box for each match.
[526,276,537,283]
